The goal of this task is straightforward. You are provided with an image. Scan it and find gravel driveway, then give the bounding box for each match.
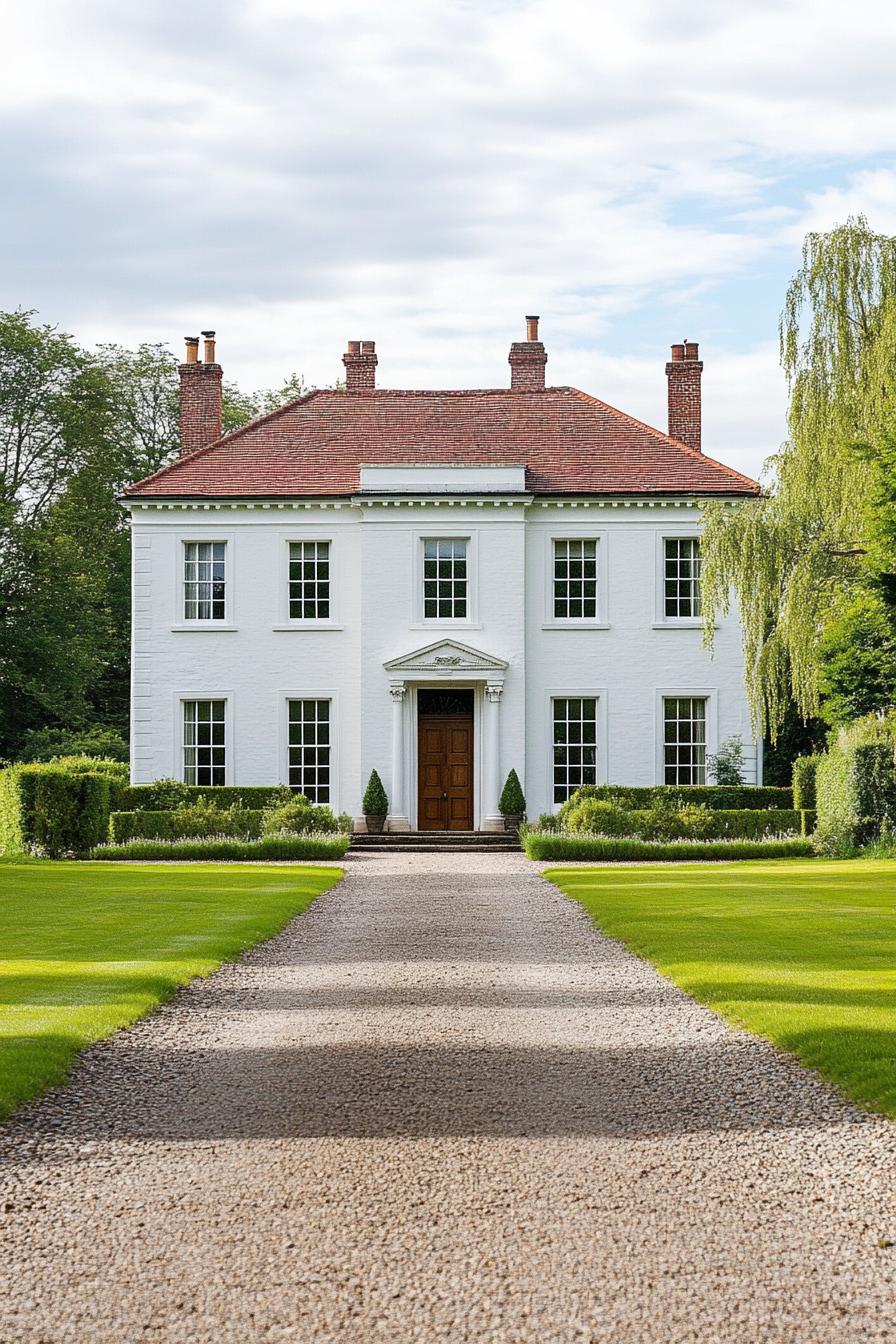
[1,851,894,1343]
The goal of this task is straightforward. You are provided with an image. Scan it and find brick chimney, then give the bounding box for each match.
[665,340,703,452]
[508,315,547,391]
[343,339,378,391]
[179,330,222,457]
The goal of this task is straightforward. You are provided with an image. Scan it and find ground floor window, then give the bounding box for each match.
[288,699,331,803]
[663,696,706,784]
[552,697,597,803]
[182,699,225,785]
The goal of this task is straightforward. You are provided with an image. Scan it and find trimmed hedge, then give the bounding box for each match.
[122,784,291,811]
[557,785,792,822]
[0,762,117,857]
[801,809,817,837]
[92,833,349,862]
[522,832,814,862]
[815,742,896,852]
[109,809,266,843]
[792,756,819,811]
[563,803,801,841]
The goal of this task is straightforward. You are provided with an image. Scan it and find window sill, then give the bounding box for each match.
[409,621,483,631]
[542,621,610,631]
[170,623,238,632]
[272,623,344,632]
[651,620,708,630]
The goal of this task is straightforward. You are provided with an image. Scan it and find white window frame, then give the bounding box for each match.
[654,689,718,786]
[654,530,703,628]
[172,532,236,630]
[412,529,480,628]
[543,530,609,628]
[274,532,342,630]
[545,689,608,811]
[279,692,339,811]
[175,693,233,786]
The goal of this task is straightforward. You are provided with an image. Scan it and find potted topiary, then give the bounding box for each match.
[498,768,526,832]
[362,769,389,834]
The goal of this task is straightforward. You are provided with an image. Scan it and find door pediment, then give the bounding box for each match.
[384,638,508,680]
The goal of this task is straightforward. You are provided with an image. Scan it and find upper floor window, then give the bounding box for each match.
[423,538,467,620]
[663,696,706,785]
[183,699,225,785]
[289,541,330,621]
[184,541,225,621]
[553,538,598,620]
[664,538,701,619]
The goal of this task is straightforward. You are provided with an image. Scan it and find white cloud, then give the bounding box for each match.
[2,0,896,479]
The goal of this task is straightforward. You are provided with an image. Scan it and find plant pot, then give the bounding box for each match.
[365,813,387,834]
[503,813,523,833]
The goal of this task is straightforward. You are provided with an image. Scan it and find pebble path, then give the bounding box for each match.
[1,850,894,1342]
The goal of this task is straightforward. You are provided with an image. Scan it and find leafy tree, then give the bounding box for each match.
[818,589,896,726]
[0,311,311,759]
[701,217,896,736]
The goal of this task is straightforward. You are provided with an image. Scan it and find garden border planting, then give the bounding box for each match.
[523,832,814,862]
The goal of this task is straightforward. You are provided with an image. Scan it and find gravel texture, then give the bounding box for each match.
[1,850,894,1343]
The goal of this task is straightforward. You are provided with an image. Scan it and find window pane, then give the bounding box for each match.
[287,699,331,803]
[422,538,468,619]
[184,542,226,621]
[663,697,707,785]
[553,539,599,620]
[183,700,225,785]
[288,541,331,622]
[663,538,702,619]
[552,697,598,803]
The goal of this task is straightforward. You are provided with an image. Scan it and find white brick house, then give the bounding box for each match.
[123,321,760,831]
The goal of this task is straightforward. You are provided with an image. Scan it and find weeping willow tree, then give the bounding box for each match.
[701,216,896,737]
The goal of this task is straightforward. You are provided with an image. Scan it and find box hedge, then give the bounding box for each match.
[92,833,349,862]
[109,808,267,843]
[792,756,819,811]
[523,832,814,862]
[561,801,800,840]
[0,763,113,857]
[557,785,792,826]
[815,742,896,852]
[122,783,291,811]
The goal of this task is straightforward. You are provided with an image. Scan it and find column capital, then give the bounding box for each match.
[389,682,407,702]
[485,682,504,703]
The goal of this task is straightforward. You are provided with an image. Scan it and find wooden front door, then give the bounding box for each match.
[418,715,474,830]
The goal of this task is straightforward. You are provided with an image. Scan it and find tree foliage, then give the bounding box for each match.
[0,311,309,760]
[701,217,896,736]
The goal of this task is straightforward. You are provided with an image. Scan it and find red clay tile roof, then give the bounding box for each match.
[125,387,759,498]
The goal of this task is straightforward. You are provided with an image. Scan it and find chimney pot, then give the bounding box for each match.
[179,331,223,456]
[360,340,375,355]
[347,340,361,354]
[525,314,539,341]
[665,339,704,452]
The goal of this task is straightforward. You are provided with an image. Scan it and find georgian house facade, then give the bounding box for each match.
[123,321,760,830]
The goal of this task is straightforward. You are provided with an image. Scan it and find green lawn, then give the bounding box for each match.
[547,859,896,1117]
[0,861,341,1118]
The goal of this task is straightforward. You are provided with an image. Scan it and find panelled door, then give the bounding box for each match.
[418,714,474,830]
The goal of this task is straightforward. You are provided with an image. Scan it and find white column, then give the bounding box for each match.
[482,682,504,832]
[388,683,410,832]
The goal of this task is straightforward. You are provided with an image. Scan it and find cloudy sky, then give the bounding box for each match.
[3,0,896,480]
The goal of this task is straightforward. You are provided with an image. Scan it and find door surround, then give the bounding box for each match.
[383,638,508,832]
